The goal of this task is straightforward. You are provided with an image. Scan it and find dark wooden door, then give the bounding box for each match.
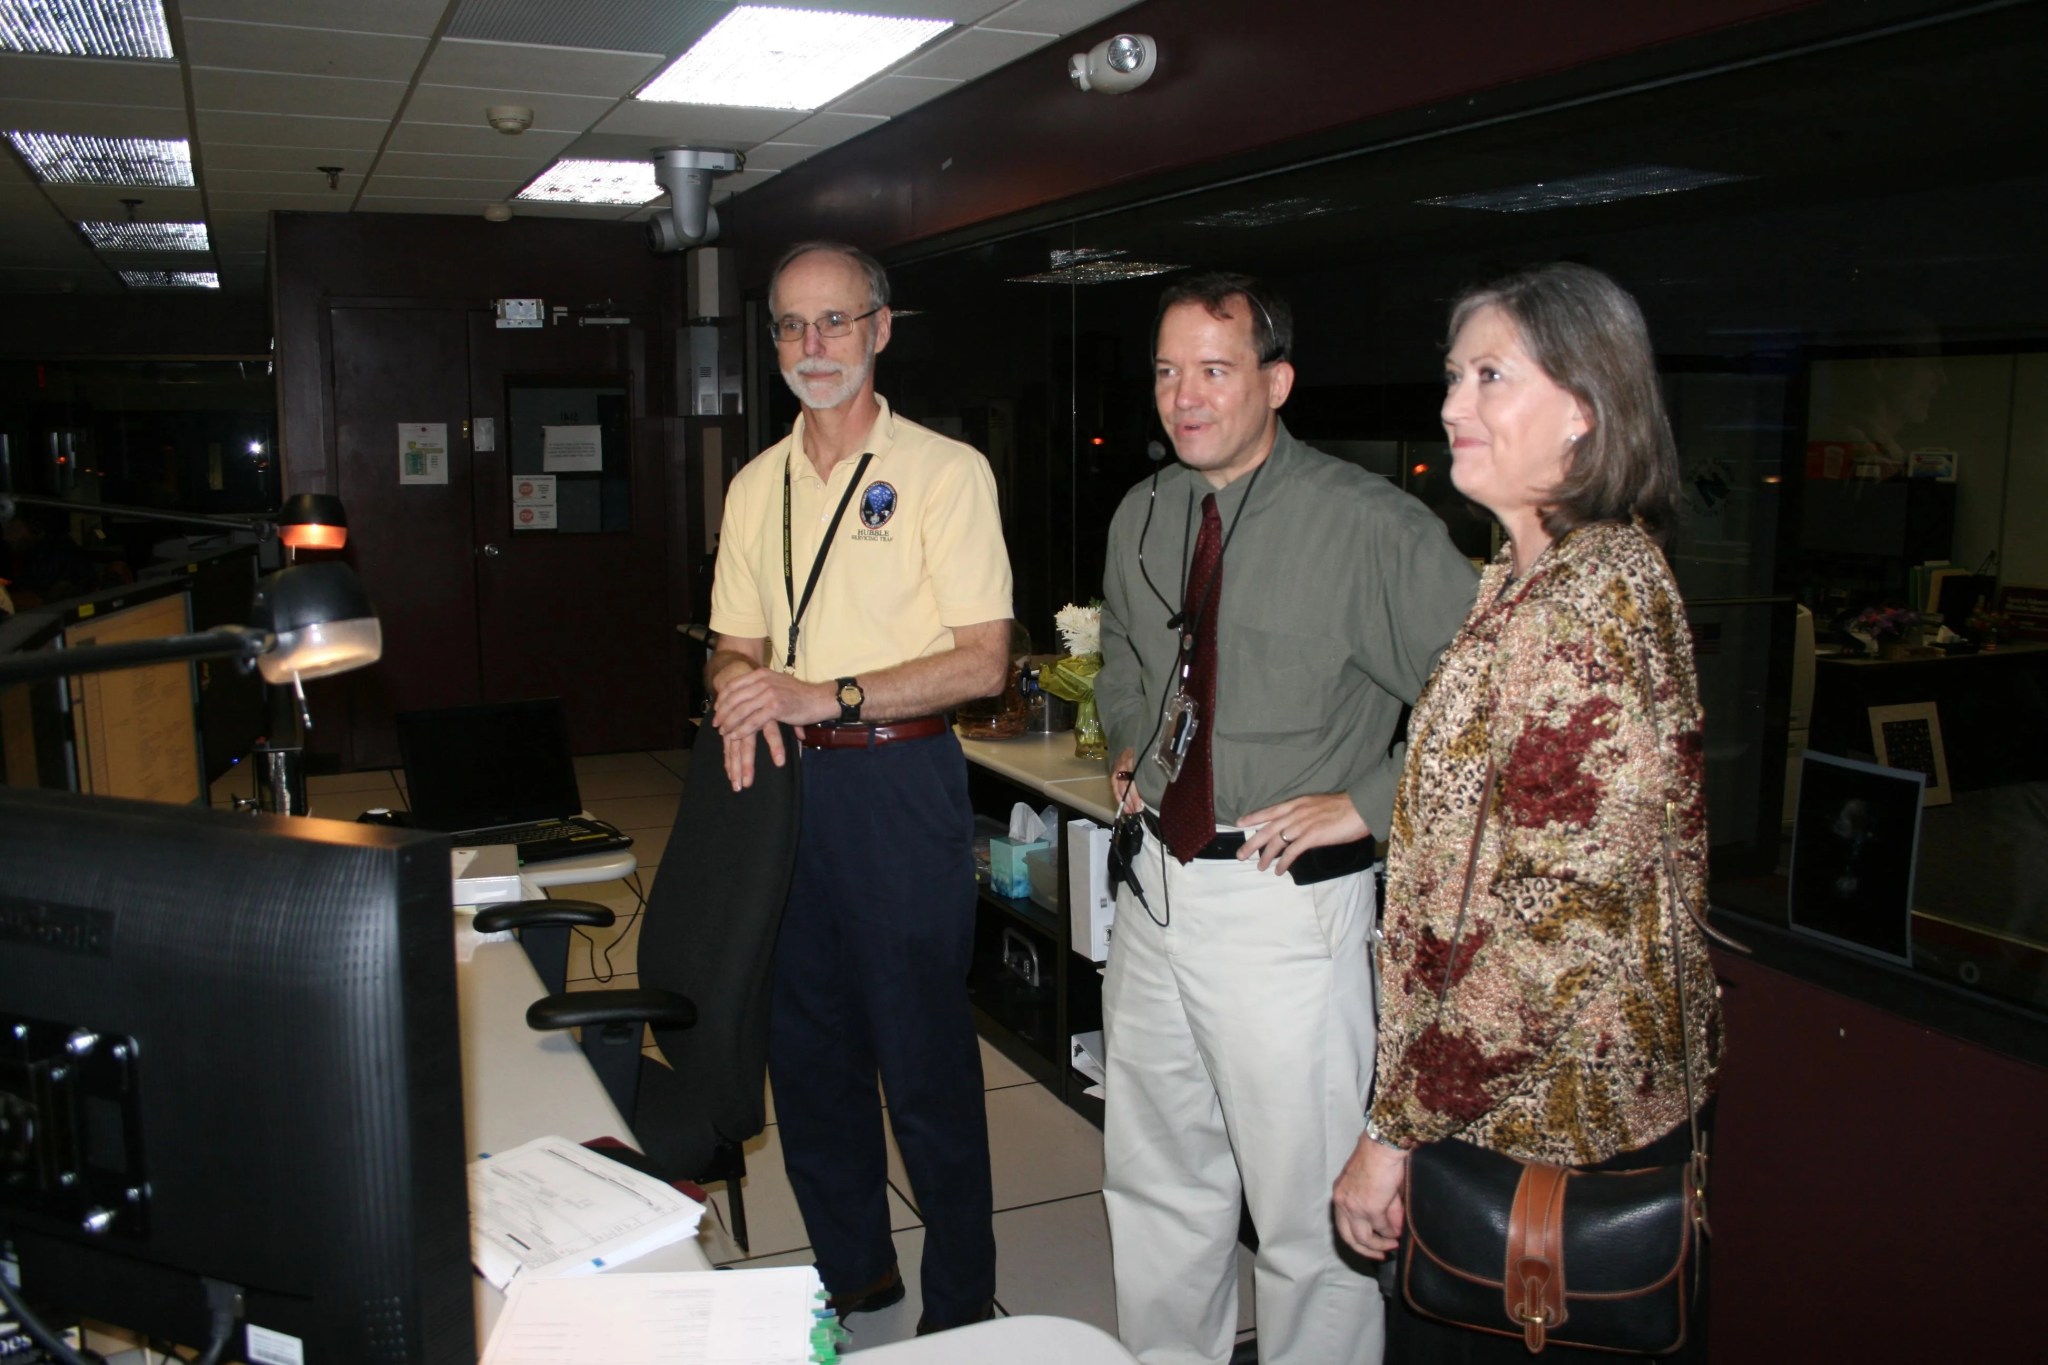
[330,305,480,769]
[326,305,678,769]
[465,315,673,755]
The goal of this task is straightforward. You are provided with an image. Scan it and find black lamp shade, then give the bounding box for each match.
[248,562,381,684]
[277,492,348,550]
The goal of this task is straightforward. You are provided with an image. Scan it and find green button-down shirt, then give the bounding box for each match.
[1098,422,1478,839]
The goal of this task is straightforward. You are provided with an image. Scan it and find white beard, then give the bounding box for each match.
[781,348,873,411]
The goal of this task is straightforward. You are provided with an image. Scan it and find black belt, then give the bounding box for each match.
[1140,809,1376,886]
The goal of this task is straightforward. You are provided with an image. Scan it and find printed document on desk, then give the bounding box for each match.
[470,1135,706,1290]
[482,1267,832,1365]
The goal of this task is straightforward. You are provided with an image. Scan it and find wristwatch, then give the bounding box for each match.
[835,677,864,724]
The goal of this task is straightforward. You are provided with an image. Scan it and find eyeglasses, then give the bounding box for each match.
[767,306,881,343]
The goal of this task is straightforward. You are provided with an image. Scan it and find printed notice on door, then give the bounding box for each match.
[513,474,557,530]
[541,424,602,473]
[398,422,449,485]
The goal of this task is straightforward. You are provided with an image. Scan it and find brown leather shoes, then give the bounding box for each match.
[826,1264,905,1320]
[915,1299,996,1336]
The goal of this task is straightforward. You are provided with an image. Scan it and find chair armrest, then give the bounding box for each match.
[472,899,615,935]
[526,988,698,1032]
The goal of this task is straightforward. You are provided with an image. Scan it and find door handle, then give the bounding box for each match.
[481,543,502,558]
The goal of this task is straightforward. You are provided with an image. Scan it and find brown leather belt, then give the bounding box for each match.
[796,714,947,750]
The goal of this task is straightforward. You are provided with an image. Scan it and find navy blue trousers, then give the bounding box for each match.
[767,729,996,1323]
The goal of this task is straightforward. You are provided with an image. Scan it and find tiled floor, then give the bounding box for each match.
[208,746,1257,1356]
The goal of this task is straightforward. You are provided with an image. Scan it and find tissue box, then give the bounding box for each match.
[989,836,1047,899]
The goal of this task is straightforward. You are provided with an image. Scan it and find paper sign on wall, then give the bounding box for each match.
[513,474,557,530]
[398,423,449,485]
[541,424,602,473]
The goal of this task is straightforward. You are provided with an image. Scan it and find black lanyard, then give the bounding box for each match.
[782,450,874,669]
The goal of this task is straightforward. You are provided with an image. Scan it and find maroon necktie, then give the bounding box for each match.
[1157,494,1222,863]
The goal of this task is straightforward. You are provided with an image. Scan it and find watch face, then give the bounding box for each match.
[839,682,862,706]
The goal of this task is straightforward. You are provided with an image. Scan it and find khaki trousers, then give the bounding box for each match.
[1102,828,1383,1365]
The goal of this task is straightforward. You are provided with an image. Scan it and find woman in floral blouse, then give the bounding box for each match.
[1333,262,1723,1362]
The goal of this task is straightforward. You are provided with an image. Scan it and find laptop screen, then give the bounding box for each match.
[397,698,583,833]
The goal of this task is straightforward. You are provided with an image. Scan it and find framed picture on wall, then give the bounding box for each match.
[1868,702,1951,806]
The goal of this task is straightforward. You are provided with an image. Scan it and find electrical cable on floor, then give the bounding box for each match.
[561,870,649,984]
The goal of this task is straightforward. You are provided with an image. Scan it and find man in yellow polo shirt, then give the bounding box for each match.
[705,241,1012,1334]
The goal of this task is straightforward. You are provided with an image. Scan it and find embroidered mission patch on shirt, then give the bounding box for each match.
[859,480,898,528]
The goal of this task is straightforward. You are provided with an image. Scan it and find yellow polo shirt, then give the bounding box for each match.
[709,395,1013,681]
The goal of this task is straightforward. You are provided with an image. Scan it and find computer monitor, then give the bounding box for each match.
[0,788,475,1364]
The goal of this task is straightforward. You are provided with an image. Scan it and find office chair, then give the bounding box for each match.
[473,719,802,1254]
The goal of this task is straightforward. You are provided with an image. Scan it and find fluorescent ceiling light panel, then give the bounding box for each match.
[516,159,663,206]
[80,220,210,251]
[638,6,951,112]
[120,270,219,289]
[0,0,172,59]
[1422,165,1750,213]
[1188,197,1338,229]
[7,131,192,186]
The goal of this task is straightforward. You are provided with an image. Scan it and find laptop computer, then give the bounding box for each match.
[395,698,634,864]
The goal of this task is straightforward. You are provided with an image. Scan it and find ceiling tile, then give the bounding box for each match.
[180,20,431,81]
[194,110,389,150]
[555,132,725,166]
[202,142,386,173]
[204,190,354,212]
[365,171,531,198]
[210,166,368,196]
[737,141,822,172]
[404,84,619,132]
[445,0,727,55]
[42,184,204,218]
[827,75,960,119]
[191,68,409,119]
[386,122,577,157]
[420,39,664,97]
[0,99,188,139]
[0,52,186,107]
[588,100,798,144]
[980,0,1143,38]
[374,148,552,179]
[772,111,888,150]
[896,26,1052,79]
[178,0,450,38]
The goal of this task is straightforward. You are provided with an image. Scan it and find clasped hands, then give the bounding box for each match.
[713,662,835,791]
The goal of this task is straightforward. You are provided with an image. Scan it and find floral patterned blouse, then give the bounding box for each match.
[1369,521,1723,1166]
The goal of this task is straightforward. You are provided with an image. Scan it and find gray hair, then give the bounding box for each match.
[1448,261,1679,547]
[768,241,890,314]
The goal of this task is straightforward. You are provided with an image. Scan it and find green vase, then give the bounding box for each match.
[1073,692,1107,761]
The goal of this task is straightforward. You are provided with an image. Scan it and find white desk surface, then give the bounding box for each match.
[958,728,1118,824]
[866,1315,1138,1363]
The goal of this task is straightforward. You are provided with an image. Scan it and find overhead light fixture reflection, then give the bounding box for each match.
[1010,249,1181,285]
[1188,197,1337,229]
[637,5,951,111]
[1421,165,1749,214]
[516,159,663,206]
[7,132,193,186]
[79,220,210,251]
[0,0,172,59]
[120,270,219,289]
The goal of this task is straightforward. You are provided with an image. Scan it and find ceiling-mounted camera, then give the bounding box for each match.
[647,146,743,253]
[1069,33,1156,94]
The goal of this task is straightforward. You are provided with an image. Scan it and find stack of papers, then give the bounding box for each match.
[470,1135,707,1289]
[482,1267,842,1365]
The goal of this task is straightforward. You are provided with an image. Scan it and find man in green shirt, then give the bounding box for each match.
[1097,272,1476,1365]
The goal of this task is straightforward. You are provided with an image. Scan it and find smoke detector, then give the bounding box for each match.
[486,105,534,135]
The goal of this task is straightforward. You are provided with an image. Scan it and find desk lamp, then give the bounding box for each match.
[1,489,350,561]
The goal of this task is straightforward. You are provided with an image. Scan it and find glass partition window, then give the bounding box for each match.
[861,2,2048,1010]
